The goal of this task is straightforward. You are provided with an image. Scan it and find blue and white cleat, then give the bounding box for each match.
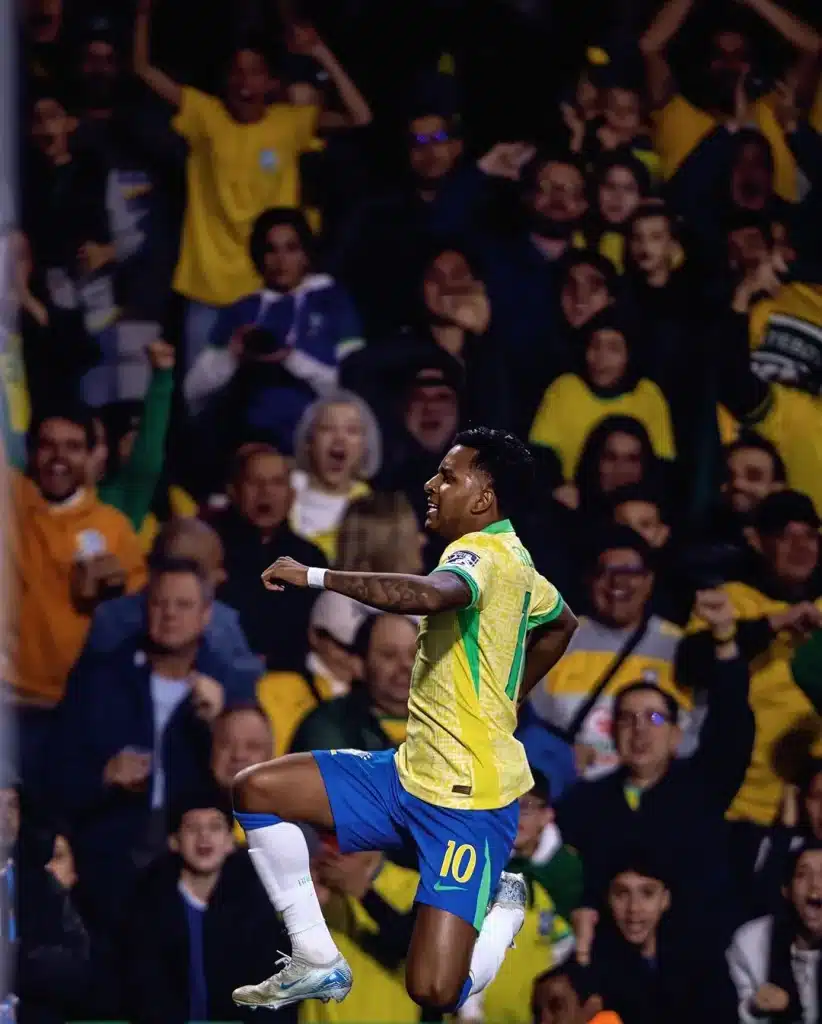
[491,871,526,946]
[232,951,353,1010]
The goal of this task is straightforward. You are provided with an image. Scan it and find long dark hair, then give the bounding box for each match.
[574,414,659,516]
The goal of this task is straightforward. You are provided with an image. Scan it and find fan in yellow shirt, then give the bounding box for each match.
[132,3,370,312]
[639,0,820,201]
[529,311,675,481]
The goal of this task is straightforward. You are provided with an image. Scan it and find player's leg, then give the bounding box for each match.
[232,750,402,1009]
[233,753,345,1007]
[403,797,523,1014]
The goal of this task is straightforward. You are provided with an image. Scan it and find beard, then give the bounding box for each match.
[529,210,577,240]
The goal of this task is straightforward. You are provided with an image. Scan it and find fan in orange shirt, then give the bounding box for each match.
[530,964,621,1024]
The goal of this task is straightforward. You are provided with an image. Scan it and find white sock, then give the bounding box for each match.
[246,821,339,965]
[467,904,524,996]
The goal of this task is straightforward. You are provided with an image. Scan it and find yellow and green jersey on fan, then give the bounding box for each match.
[395,519,564,811]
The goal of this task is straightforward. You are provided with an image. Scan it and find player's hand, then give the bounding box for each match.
[104,749,152,790]
[571,907,598,965]
[262,556,309,591]
[190,673,225,723]
[753,984,790,1014]
[147,338,176,371]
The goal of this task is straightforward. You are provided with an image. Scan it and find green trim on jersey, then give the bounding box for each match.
[505,591,532,700]
[473,839,493,930]
[457,606,482,695]
[432,564,480,608]
[527,595,565,630]
[482,518,514,535]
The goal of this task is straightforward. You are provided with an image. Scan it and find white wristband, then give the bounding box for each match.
[307,567,328,589]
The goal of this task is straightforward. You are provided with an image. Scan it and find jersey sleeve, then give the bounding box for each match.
[172,87,222,144]
[528,573,564,629]
[431,536,494,609]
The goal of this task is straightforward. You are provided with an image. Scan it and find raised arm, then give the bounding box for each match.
[639,0,694,109]
[519,604,578,703]
[133,0,182,109]
[262,556,472,615]
[742,0,820,57]
[289,23,372,127]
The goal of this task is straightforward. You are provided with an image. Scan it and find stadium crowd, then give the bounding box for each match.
[7,0,822,1020]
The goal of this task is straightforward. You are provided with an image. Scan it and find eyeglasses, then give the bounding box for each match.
[409,130,451,147]
[616,710,670,729]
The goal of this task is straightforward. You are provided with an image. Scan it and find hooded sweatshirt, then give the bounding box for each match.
[9,472,146,703]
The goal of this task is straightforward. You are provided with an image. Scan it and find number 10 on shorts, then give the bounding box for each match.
[439,840,477,883]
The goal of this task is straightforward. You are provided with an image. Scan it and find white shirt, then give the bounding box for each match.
[290,470,350,540]
[149,673,190,808]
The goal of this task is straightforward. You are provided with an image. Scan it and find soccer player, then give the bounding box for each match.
[232,427,578,1014]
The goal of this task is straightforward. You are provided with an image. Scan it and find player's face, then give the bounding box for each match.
[365,615,417,718]
[211,710,273,788]
[424,445,489,540]
[173,809,234,875]
[790,850,822,939]
[309,403,366,492]
[614,690,679,774]
[608,870,669,949]
[147,572,211,653]
[233,452,293,533]
[32,417,90,501]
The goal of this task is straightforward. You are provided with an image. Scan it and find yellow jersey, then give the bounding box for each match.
[395,520,563,810]
[652,93,798,201]
[529,374,675,480]
[172,88,318,306]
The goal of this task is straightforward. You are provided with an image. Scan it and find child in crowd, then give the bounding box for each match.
[530,310,675,483]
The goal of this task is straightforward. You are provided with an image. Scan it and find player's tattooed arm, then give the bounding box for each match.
[326,569,472,614]
[261,557,473,614]
[519,604,579,703]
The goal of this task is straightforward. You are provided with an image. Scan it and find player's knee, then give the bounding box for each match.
[406,969,465,1014]
[232,762,275,813]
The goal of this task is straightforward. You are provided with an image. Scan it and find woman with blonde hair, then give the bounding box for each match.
[290,389,381,560]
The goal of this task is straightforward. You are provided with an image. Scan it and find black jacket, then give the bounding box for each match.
[120,851,296,1024]
[556,653,755,947]
[589,918,737,1024]
[215,510,327,673]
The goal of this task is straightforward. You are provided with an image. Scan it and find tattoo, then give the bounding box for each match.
[325,570,470,615]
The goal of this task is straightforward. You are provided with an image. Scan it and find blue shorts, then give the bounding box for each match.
[314,749,519,931]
